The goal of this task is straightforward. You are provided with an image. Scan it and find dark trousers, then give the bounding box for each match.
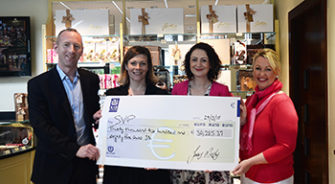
[69,157,98,184]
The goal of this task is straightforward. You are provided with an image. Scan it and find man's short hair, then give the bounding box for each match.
[56,28,81,45]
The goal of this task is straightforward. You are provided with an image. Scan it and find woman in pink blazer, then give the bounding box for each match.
[170,42,233,184]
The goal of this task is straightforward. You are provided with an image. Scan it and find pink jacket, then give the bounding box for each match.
[172,80,232,96]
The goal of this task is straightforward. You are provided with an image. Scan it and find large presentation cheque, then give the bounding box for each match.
[97,96,240,171]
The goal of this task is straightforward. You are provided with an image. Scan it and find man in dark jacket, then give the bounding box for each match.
[28,28,100,184]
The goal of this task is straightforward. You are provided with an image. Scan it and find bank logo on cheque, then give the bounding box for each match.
[106,146,115,156]
[107,146,114,153]
[109,98,120,112]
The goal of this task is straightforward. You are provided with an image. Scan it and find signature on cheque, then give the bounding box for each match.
[187,145,220,164]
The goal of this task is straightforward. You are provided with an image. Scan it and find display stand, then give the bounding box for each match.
[0,120,35,184]
[43,0,278,98]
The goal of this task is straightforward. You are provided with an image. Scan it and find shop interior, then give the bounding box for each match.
[0,0,334,183]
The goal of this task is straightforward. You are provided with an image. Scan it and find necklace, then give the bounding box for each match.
[128,87,145,96]
[188,82,212,96]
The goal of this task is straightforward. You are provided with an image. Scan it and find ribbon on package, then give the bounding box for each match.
[138,8,149,35]
[243,4,255,32]
[62,9,75,28]
[206,5,219,33]
[171,44,181,65]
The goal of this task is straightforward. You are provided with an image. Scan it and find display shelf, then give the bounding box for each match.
[45,32,275,51]
[125,33,196,42]
[45,32,274,43]
[200,32,275,39]
[45,34,120,41]
[77,62,108,67]
[124,32,275,45]
[44,0,278,99]
[0,120,30,126]
[0,120,34,158]
[45,61,118,67]
[124,33,196,48]
[230,90,254,99]
[221,64,252,70]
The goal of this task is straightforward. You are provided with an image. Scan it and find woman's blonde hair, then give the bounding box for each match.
[253,48,281,75]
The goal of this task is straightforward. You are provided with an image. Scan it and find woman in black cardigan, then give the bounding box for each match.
[102,46,170,184]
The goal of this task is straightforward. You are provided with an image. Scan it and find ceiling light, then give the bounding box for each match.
[112,1,130,23]
[164,0,168,8]
[59,2,71,10]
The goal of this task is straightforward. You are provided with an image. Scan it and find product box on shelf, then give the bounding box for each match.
[246,44,275,65]
[146,46,162,66]
[130,8,184,35]
[124,46,161,65]
[173,75,188,86]
[201,5,237,33]
[99,74,120,89]
[216,69,232,90]
[231,40,247,65]
[47,37,120,64]
[237,70,257,91]
[82,40,96,62]
[14,93,28,121]
[167,44,193,67]
[199,38,231,65]
[46,49,58,64]
[110,62,121,75]
[237,4,273,33]
[154,66,171,91]
[82,38,120,63]
[54,9,110,36]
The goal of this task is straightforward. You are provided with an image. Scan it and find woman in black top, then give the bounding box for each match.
[102,46,170,184]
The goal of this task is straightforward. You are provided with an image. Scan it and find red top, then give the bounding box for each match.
[172,80,232,96]
[241,93,298,183]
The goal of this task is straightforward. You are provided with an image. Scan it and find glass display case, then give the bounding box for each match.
[0,120,34,158]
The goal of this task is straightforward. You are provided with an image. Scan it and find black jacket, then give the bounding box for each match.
[105,83,169,96]
[28,67,100,184]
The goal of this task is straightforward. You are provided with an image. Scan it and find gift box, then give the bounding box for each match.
[47,49,59,64]
[47,49,53,63]
[231,40,247,65]
[199,39,231,65]
[106,38,120,62]
[82,38,120,63]
[124,46,162,66]
[167,44,193,66]
[246,44,275,65]
[201,5,237,33]
[237,70,257,91]
[216,69,231,90]
[237,4,273,33]
[14,93,29,121]
[82,40,96,62]
[54,9,110,36]
[130,8,184,35]
[145,46,162,66]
